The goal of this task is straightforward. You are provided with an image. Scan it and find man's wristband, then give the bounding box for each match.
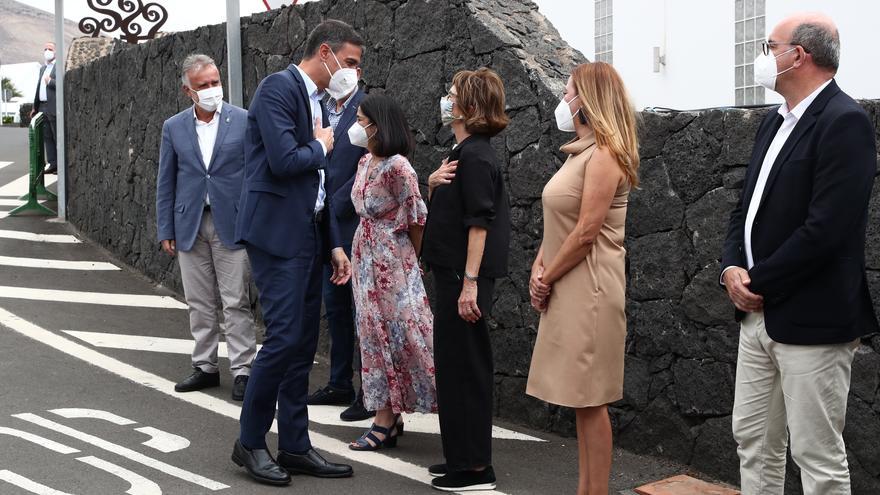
[463,271,479,282]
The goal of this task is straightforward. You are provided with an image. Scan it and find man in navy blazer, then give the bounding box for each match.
[156,54,257,402]
[231,20,362,486]
[306,87,375,422]
[720,13,878,494]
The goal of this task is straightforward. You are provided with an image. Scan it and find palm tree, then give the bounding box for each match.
[2,78,23,98]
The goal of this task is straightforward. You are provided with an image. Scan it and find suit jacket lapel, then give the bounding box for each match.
[287,66,314,140]
[207,105,231,170]
[742,112,784,208]
[754,80,840,213]
[185,108,207,170]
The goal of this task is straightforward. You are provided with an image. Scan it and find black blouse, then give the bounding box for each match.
[421,134,510,279]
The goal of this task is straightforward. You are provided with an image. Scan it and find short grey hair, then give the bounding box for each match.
[791,22,840,71]
[181,54,216,87]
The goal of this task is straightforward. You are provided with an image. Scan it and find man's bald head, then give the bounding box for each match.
[44,42,55,51]
[772,13,840,73]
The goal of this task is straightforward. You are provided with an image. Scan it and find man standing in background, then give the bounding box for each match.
[31,41,57,174]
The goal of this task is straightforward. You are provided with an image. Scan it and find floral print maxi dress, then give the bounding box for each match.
[350,153,437,414]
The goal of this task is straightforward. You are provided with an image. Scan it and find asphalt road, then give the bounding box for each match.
[0,126,700,495]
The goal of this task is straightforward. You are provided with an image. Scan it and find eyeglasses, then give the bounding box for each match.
[761,41,804,56]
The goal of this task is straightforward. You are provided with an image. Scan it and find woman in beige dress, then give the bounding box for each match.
[526,62,640,495]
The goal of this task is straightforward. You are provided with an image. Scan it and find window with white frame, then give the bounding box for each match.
[594,0,613,63]
[735,0,766,105]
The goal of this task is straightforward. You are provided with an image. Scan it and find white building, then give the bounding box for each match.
[0,62,41,124]
[536,0,880,110]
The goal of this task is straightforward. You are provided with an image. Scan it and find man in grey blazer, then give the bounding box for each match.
[30,42,58,174]
[156,54,257,401]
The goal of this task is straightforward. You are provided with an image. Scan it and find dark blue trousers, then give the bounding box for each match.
[322,245,356,391]
[239,236,323,454]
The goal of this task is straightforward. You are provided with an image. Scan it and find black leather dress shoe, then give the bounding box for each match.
[174,369,219,392]
[43,165,57,175]
[307,385,355,406]
[340,389,376,422]
[232,375,248,401]
[278,448,353,478]
[231,440,291,486]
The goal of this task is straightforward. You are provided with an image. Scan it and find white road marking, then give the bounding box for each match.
[0,308,510,494]
[0,426,80,454]
[0,199,27,206]
[62,331,260,359]
[0,174,57,197]
[135,426,191,453]
[0,286,187,309]
[0,255,119,270]
[0,470,73,495]
[49,408,137,426]
[0,229,80,243]
[0,161,13,170]
[77,456,162,495]
[13,413,228,491]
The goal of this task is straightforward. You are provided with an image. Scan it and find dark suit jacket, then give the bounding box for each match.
[156,104,247,252]
[721,79,879,345]
[325,89,367,251]
[33,63,56,116]
[235,65,341,259]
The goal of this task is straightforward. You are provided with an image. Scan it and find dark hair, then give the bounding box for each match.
[359,93,414,158]
[303,19,364,59]
[452,68,509,136]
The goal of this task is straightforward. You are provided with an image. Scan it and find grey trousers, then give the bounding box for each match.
[177,211,257,377]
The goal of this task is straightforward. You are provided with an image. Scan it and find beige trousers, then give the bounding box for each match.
[732,312,858,495]
[177,211,257,377]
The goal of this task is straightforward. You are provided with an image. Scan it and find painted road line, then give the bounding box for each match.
[13,413,228,491]
[0,162,13,170]
[0,230,80,243]
[76,456,162,495]
[0,308,511,495]
[0,470,73,495]
[0,174,57,197]
[0,255,119,271]
[134,427,191,453]
[62,331,544,441]
[0,426,80,454]
[63,330,265,359]
[49,408,137,426]
[0,286,187,309]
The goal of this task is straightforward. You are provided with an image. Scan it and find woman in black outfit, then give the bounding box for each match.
[421,67,510,492]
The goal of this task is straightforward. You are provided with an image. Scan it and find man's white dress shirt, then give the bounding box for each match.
[193,101,222,206]
[294,66,327,214]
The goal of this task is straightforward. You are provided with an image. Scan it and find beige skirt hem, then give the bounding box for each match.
[525,389,623,409]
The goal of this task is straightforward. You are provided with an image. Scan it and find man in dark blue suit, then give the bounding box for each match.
[231,20,364,486]
[306,85,376,422]
[721,13,878,494]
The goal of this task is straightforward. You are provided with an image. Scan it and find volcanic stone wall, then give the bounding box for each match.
[63,0,880,491]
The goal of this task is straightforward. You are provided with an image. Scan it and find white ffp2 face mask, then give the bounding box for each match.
[324,50,359,100]
[193,85,223,113]
[554,95,580,132]
[44,50,55,62]
[347,122,374,148]
[753,47,797,92]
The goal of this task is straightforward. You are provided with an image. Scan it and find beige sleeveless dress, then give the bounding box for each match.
[526,133,629,408]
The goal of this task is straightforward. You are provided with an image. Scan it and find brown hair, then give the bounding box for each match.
[571,62,640,187]
[452,68,509,137]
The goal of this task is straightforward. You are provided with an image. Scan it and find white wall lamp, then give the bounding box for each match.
[653,46,666,73]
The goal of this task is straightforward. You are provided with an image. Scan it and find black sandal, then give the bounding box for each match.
[349,423,399,451]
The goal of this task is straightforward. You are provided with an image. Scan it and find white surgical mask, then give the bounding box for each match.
[347,122,374,148]
[753,47,797,92]
[44,50,55,62]
[440,96,461,125]
[192,85,223,113]
[554,95,580,133]
[324,50,358,100]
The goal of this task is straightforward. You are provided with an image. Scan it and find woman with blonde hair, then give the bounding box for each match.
[526,62,639,495]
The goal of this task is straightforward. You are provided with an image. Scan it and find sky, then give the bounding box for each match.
[13,0,589,55]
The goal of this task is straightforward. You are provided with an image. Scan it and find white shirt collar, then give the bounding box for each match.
[777,78,833,120]
[295,65,325,100]
[192,101,222,124]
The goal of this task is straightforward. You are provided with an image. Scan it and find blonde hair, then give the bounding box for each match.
[571,62,640,187]
[452,68,510,137]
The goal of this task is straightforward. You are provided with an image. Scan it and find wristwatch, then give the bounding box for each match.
[463,271,479,282]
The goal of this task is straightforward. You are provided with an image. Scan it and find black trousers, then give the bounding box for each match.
[42,115,57,167]
[431,265,495,471]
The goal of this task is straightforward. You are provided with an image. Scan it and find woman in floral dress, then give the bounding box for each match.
[346,93,436,450]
